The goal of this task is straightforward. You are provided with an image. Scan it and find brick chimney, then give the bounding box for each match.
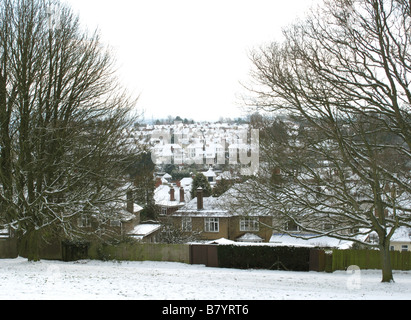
[180,187,185,203]
[170,187,175,201]
[126,190,134,213]
[197,187,203,210]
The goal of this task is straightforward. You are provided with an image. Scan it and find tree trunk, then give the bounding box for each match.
[379,242,394,283]
[19,229,41,262]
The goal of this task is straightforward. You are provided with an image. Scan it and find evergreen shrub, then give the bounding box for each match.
[217,245,311,271]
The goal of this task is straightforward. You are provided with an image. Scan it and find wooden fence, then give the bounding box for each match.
[88,241,190,264]
[190,244,219,267]
[2,238,411,272]
[331,249,411,271]
[189,246,411,272]
[0,239,18,259]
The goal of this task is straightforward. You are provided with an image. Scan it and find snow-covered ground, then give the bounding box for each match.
[0,257,410,300]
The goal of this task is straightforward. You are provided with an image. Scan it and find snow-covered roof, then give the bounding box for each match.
[180,177,193,187]
[203,168,216,177]
[134,204,144,212]
[175,196,229,217]
[217,184,269,216]
[269,233,352,249]
[237,233,263,242]
[154,184,189,207]
[216,171,238,181]
[127,224,161,239]
[366,227,411,244]
[187,142,204,149]
[106,196,143,221]
[118,209,138,222]
[173,184,272,217]
[390,227,411,243]
[206,238,236,245]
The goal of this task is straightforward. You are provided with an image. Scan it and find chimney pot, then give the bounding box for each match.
[170,187,175,201]
[126,190,134,213]
[197,187,203,210]
[180,187,185,203]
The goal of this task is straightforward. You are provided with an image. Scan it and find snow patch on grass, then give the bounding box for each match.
[0,257,410,300]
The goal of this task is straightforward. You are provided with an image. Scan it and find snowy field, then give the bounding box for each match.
[0,257,410,300]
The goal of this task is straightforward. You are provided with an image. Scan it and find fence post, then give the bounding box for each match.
[309,249,325,272]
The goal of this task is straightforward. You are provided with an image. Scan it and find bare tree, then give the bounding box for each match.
[244,0,411,282]
[0,0,139,260]
[158,217,203,244]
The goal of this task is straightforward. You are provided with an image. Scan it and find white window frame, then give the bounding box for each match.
[204,217,219,232]
[240,217,259,232]
[181,217,192,232]
[285,220,301,232]
[78,214,91,228]
[110,219,121,227]
[323,223,334,231]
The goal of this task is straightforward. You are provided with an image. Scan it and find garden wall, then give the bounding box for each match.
[88,241,190,264]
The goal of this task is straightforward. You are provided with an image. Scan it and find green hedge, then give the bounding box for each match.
[217,245,311,271]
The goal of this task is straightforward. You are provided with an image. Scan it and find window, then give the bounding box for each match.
[240,217,259,232]
[78,214,91,228]
[110,220,121,227]
[285,220,300,232]
[323,223,334,231]
[205,218,219,232]
[161,207,168,215]
[0,227,10,238]
[368,233,378,244]
[402,245,408,252]
[182,217,192,232]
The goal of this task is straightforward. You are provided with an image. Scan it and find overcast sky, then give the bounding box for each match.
[63,0,319,122]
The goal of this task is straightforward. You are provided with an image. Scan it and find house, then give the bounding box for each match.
[179,177,193,190]
[155,184,189,216]
[116,202,144,235]
[204,142,225,165]
[0,228,10,239]
[166,187,273,242]
[106,189,162,243]
[202,167,217,184]
[127,223,162,243]
[75,188,143,237]
[186,141,204,164]
[152,143,184,165]
[75,187,163,243]
[388,227,411,251]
